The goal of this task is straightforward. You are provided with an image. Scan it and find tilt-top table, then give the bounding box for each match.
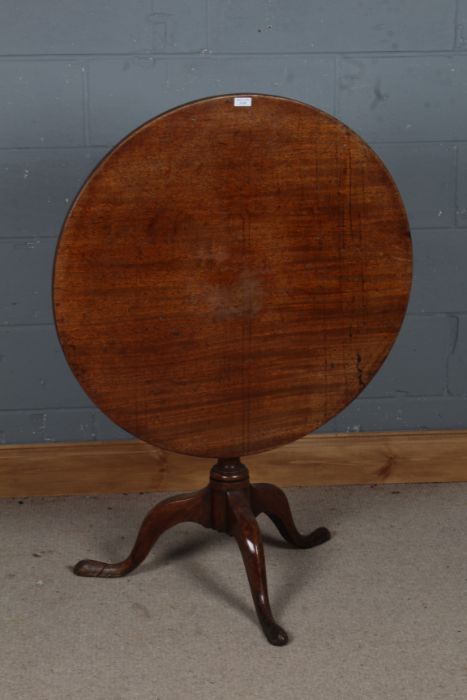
[53,94,412,645]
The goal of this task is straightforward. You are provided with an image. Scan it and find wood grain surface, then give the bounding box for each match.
[53,94,412,458]
[2,431,466,498]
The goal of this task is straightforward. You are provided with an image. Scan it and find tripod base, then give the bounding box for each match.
[74,457,330,646]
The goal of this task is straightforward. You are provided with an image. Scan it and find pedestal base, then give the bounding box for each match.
[74,457,330,646]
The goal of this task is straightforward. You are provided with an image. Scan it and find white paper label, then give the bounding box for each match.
[234,96,252,107]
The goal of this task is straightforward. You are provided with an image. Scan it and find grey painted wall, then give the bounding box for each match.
[1,1,466,443]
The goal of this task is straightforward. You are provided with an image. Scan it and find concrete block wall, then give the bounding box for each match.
[1,1,466,443]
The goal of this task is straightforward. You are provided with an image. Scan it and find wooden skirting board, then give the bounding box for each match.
[0,430,466,498]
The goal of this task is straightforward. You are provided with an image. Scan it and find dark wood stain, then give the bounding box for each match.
[53,94,411,458]
[73,457,331,646]
[54,94,412,646]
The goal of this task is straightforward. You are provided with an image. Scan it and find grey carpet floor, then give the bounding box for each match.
[1,483,467,700]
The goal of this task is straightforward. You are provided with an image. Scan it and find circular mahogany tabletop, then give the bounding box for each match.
[53,94,412,458]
